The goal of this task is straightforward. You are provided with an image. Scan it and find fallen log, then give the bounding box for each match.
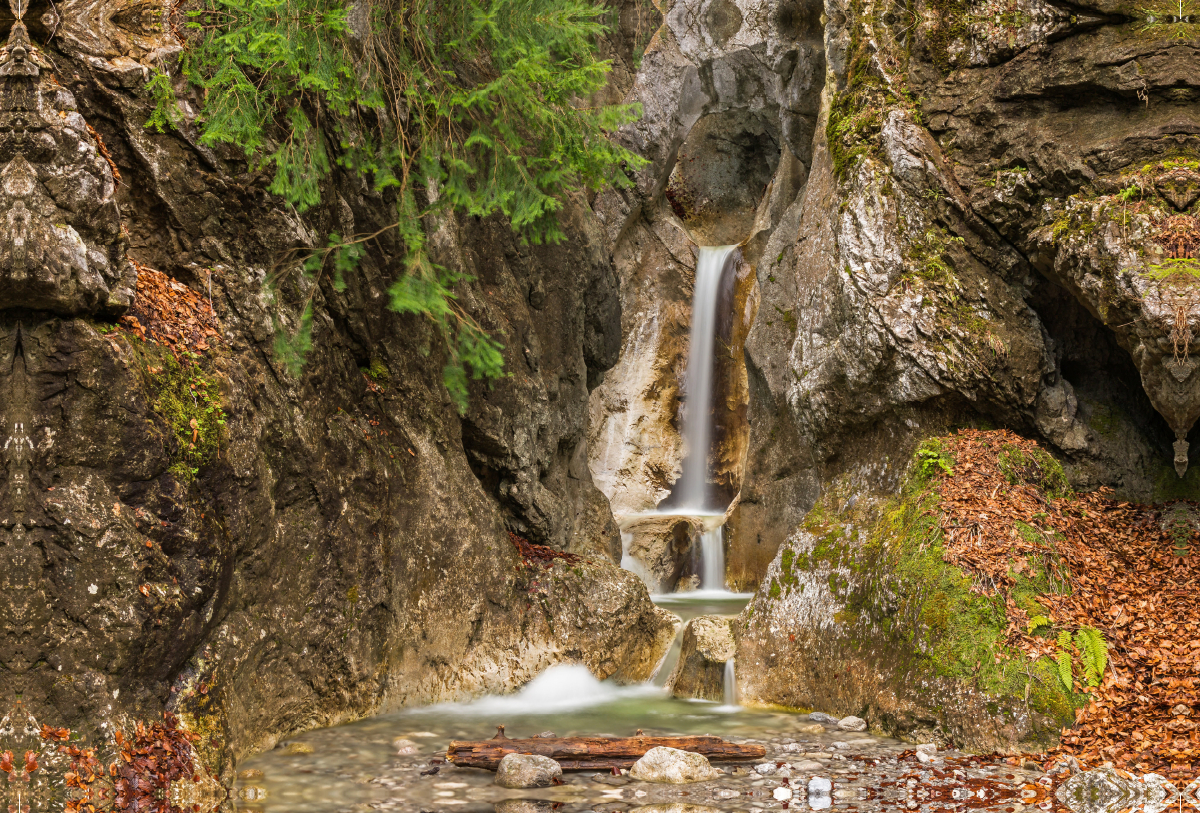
[447,726,766,770]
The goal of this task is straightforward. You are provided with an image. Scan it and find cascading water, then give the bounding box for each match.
[677,245,738,512]
[616,245,741,595]
[699,526,725,591]
[723,658,738,708]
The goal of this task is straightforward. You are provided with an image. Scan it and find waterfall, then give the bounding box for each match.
[677,245,738,511]
[699,526,725,591]
[723,658,738,707]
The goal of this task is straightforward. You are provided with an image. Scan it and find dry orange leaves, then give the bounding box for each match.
[930,430,1199,779]
[120,263,221,355]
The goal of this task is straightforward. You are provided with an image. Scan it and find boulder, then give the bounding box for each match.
[628,747,721,784]
[494,753,563,789]
[666,616,736,701]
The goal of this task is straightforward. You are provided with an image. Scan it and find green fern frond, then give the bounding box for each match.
[1027,615,1052,634]
[1075,627,1108,688]
[1055,629,1074,690]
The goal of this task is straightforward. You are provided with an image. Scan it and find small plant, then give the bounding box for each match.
[1076,627,1108,688]
[1056,629,1074,690]
[144,69,183,133]
[1027,615,1053,635]
[1054,627,1108,691]
[916,439,955,479]
[1116,184,1141,203]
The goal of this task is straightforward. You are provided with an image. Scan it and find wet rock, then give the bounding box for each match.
[494,801,559,813]
[628,747,721,784]
[754,763,776,775]
[666,615,736,701]
[793,760,824,771]
[807,713,838,724]
[836,716,866,732]
[494,753,563,789]
[283,742,314,755]
[392,738,419,755]
[237,769,264,781]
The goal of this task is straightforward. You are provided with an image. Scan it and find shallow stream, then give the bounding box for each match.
[230,594,1050,813]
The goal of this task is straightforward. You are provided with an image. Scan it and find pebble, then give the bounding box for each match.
[792,760,824,771]
[808,776,833,795]
[836,715,867,732]
[807,712,839,724]
[391,738,418,755]
[755,763,776,775]
[773,786,794,801]
[916,743,938,755]
[795,723,825,734]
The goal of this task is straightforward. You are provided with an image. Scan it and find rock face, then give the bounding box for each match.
[0,0,676,776]
[629,746,722,783]
[666,615,736,702]
[494,753,563,789]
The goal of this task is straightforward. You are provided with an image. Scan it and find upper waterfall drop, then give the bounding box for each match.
[677,245,739,512]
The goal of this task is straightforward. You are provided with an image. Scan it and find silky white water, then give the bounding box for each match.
[677,245,738,511]
[723,657,738,707]
[700,526,725,590]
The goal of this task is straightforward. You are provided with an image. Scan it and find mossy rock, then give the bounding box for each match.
[736,434,1082,752]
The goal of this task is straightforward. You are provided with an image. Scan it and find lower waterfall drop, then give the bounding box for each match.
[723,658,738,708]
[699,526,725,591]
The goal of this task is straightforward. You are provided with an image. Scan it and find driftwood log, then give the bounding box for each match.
[447,726,766,770]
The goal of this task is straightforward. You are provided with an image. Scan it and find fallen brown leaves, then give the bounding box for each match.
[931,430,1199,780]
[120,263,221,355]
[51,714,206,813]
[509,531,583,568]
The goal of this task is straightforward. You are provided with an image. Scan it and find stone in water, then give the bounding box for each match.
[836,716,866,732]
[628,747,721,784]
[494,753,563,789]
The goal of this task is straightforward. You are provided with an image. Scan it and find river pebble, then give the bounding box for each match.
[835,715,867,732]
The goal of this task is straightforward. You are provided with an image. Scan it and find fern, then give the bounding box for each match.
[1055,629,1074,690]
[1075,627,1108,688]
[1027,615,1052,635]
[174,0,648,406]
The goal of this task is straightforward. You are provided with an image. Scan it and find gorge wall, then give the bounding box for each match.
[0,0,679,777]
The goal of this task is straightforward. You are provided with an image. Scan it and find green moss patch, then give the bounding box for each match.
[137,345,227,482]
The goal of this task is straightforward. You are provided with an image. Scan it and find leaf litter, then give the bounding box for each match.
[928,429,1198,779]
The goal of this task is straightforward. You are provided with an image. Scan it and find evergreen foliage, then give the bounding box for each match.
[178,0,647,410]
